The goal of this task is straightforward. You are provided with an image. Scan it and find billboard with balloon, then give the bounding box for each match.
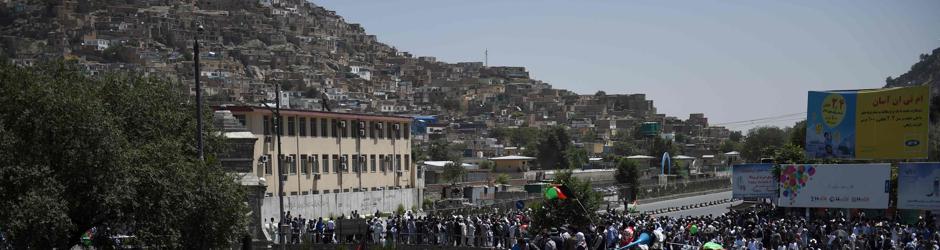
[778,164,890,209]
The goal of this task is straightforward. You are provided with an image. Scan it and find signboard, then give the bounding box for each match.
[732,164,777,199]
[778,164,890,209]
[898,163,940,210]
[806,85,929,160]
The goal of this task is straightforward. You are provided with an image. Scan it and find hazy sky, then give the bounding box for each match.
[316,0,940,131]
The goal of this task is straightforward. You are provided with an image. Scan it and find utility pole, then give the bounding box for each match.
[275,83,287,248]
[261,80,286,248]
[194,23,204,161]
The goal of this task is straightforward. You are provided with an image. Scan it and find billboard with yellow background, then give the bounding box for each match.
[806,85,929,160]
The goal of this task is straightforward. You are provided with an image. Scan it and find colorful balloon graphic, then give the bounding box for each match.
[780,165,815,201]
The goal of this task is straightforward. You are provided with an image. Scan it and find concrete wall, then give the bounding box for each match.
[262,188,419,220]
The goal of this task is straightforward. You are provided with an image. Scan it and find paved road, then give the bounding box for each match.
[634,191,739,218]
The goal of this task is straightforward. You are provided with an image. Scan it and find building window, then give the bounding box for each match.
[330,119,339,138]
[300,155,308,175]
[322,154,329,173]
[370,155,376,172]
[351,155,359,173]
[387,122,393,140]
[352,120,360,138]
[264,154,272,175]
[358,155,366,173]
[311,118,318,137]
[287,117,296,136]
[376,122,384,139]
[234,114,247,127]
[368,121,375,139]
[379,155,386,172]
[404,122,410,139]
[278,154,286,175]
[309,154,318,173]
[405,155,410,171]
[333,155,340,173]
[299,117,307,137]
[343,120,350,138]
[396,155,402,171]
[263,116,271,135]
[289,154,297,175]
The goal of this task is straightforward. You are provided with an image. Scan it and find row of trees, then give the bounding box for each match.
[738,121,808,163]
[0,62,246,248]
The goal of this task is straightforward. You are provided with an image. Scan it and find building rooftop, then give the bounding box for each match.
[489,155,535,160]
[216,105,413,122]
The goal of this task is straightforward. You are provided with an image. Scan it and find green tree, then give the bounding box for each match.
[428,138,455,161]
[529,170,602,232]
[729,131,744,142]
[536,126,573,169]
[0,62,246,248]
[565,147,589,169]
[412,143,428,162]
[441,156,467,184]
[582,130,598,142]
[719,140,740,154]
[614,159,640,201]
[773,143,806,164]
[741,126,787,162]
[787,120,807,149]
[509,127,541,147]
[494,173,510,185]
[478,160,494,170]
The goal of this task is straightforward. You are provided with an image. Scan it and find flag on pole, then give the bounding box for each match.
[544,185,570,200]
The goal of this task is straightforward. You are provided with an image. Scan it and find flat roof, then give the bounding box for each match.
[489,155,535,160]
[216,105,413,122]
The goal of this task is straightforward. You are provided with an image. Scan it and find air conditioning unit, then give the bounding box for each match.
[286,155,295,162]
[259,155,270,163]
[393,123,401,130]
[358,121,366,128]
[358,129,366,138]
[396,172,403,176]
[314,173,321,180]
[338,120,347,128]
[375,122,384,130]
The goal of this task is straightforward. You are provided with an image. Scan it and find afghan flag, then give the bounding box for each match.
[544,185,572,200]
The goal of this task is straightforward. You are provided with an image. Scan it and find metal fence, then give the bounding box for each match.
[636,178,730,200]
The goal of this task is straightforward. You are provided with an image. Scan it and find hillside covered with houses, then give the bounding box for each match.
[0,0,736,160]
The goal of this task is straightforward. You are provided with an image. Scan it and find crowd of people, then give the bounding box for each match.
[269,203,940,249]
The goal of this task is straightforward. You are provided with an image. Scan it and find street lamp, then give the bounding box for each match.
[194,23,205,161]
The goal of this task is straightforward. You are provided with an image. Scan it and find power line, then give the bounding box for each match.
[721,117,806,129]
[710,112,806,126]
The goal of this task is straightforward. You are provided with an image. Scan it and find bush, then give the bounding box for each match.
[396,204,406,215]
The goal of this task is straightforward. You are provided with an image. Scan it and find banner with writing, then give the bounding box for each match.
[732,163,777,199]
[898,162,940,210]
[778,164,890,209]
[806,85,929,160]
